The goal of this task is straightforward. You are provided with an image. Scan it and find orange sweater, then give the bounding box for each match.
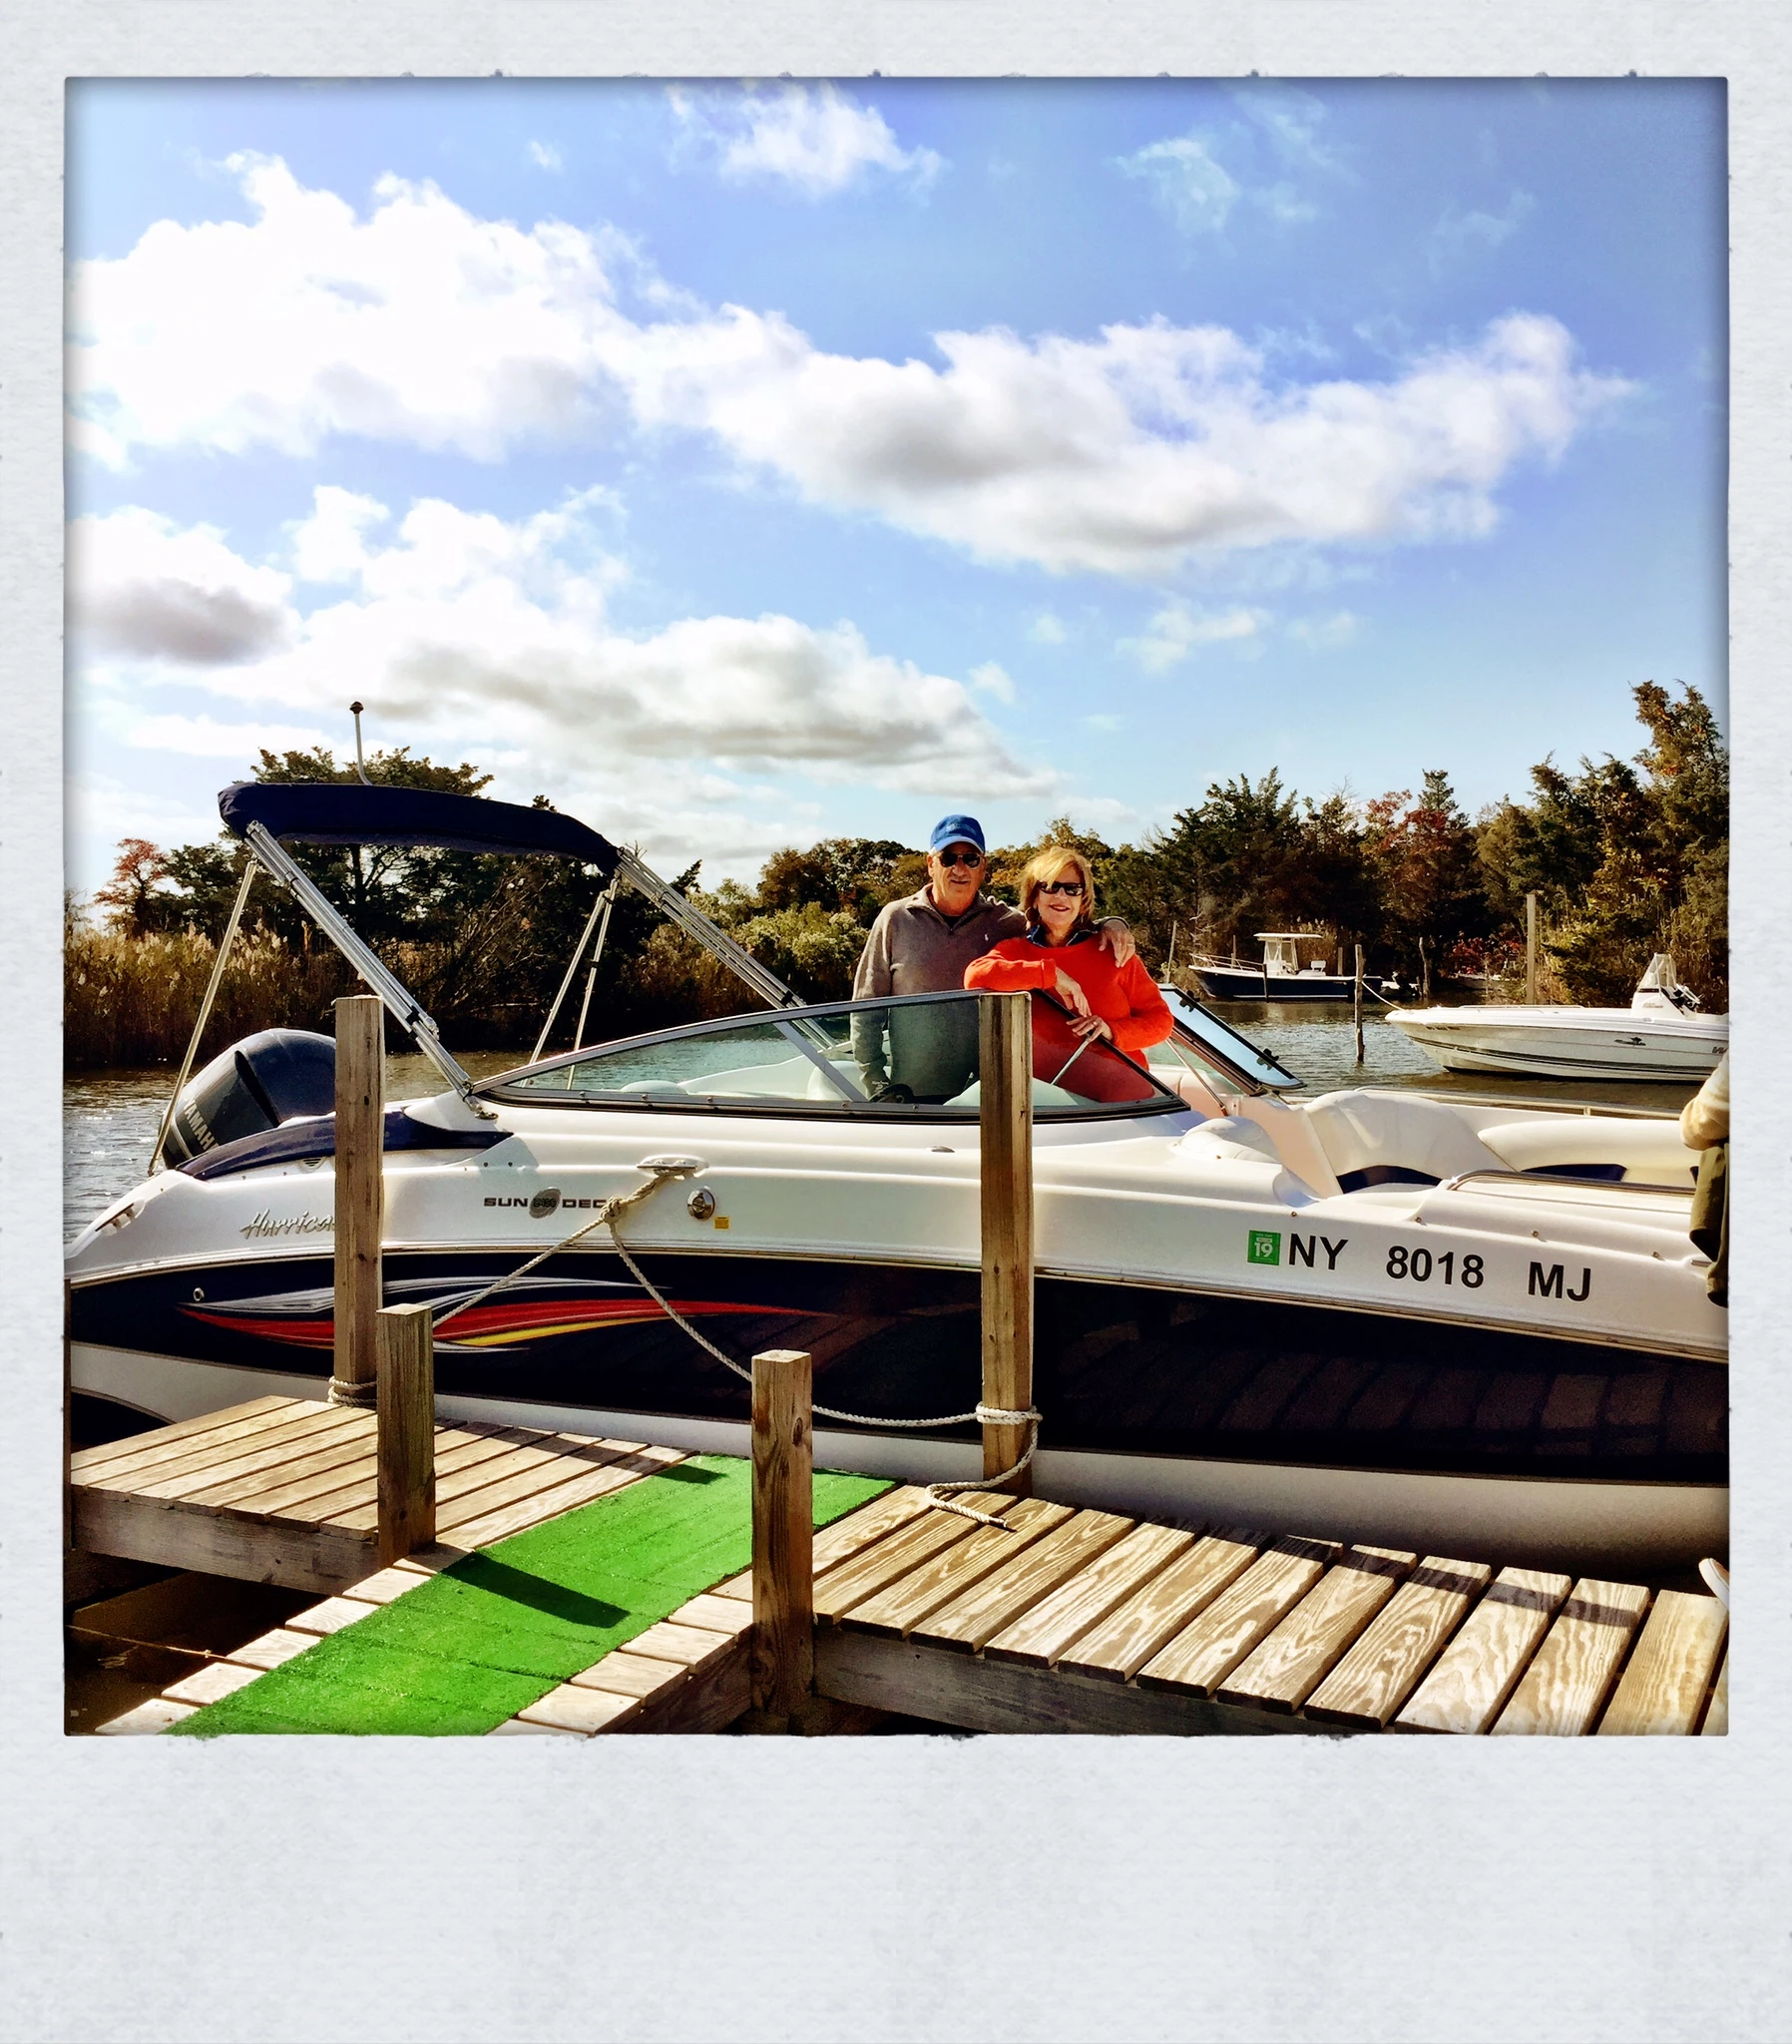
[964,932,1173,1060]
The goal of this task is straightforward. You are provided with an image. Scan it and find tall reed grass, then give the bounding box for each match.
[65,925,355,1069]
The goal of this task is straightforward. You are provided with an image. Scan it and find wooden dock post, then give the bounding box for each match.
[1525,891,1541,1004]
[980,990,1034,1495]
[329,994,384,1408]
[1353,945,1366,1066]
[750,1346,814,1725]
[376,1302,435,1565]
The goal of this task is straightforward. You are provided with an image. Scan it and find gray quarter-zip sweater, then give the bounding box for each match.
[849,887,1026,1098]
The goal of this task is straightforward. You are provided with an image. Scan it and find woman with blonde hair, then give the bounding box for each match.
[963,845,1172,1075]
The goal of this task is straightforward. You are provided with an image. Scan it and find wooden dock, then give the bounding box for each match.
[83,1405,1727,1739]
[70,1394,684,1594]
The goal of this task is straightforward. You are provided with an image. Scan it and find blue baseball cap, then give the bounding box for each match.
[929,814,986,854]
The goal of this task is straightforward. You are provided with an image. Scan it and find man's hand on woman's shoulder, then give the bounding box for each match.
[1096,918,1136,968]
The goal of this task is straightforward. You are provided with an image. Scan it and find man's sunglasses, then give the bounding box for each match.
[1039,879,1086,896]
[934,849,985,867]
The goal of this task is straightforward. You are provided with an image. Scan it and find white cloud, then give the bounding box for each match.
[1120,601,1268,673]
[1424,190,1537,274]
[69,159,1632,578]
[1115,135,1240,236]
[69,493,1056,814]
[968,661,1017,705]
[67,507,295,663]
[1286,610,1360,650]
[669,84,942,197]
[1028,611,1068,645]
[1083,715,1122,733]
[1233,88,1342,177]
[68,155,630,465]
[1118,90,1344,240]
[126,713,334,757]
[526,141,564,173]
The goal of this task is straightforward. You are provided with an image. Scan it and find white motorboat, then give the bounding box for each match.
[1386,956,1727,1083]
[65,784,1726,1571]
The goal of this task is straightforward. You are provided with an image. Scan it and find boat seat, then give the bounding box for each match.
[1475,1118,1698,1188]
[1299,1090,1503,1192]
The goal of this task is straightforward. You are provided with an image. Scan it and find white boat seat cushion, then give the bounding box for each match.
[1301,1090,1502,1190]
[1476,1118,1698,1187]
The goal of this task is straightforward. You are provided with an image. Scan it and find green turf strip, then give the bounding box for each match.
[170,1456,890,1738]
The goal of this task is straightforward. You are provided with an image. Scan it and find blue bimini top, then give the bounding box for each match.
[219,781,621,875]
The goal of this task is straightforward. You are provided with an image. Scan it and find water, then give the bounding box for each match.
[63,1021,1696,1246]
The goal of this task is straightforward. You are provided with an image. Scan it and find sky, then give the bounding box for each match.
[63,76,1727,899]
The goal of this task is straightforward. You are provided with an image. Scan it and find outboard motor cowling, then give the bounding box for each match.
[161,1028,337,1166]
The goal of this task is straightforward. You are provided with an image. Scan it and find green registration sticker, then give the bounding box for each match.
[1247,1230,1281,1267]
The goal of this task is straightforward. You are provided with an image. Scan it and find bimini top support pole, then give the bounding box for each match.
[240,819,488,1113]
[148,855,261,1173]
[612,847,798,1012]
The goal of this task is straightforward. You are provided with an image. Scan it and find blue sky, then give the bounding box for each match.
[64,76,1726,897]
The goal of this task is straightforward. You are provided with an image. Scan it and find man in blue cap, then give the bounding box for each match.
[850,814,1133,1099]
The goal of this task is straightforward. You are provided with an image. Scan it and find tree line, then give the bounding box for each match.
[69,681,1727,1066]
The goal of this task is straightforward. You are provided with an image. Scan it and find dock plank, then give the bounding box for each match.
[70,1395,299,1480]
[1701,1654,1728,1736]
[570,1652,688,1702]
[226,1627,320,1672]
[812,1486,938,1575]
[73,1483,375,1593]
[813,1494,1017,1621]
[1217,1546,1416,1713]
[175,1423,385,1507]
[96,1697,202,1735]
[245,1429,528,1526]
[1136,1536,1338,1698]
[817,1631,1337,1737]
[84,1406,369,1495]
[1491,1580,1650,1737]
[909,1509,1134,1655]
[984,1522,1193,1670]
[621,1620,735,1678]
[286,1595,381,1637]
[162,1660,266,1707]
[843,1498,1073,1640]
[1057,1529,1262,1684]
[441,1446,684,1550]
[425,1442,638,1535]
[1596,1590,1728,1736]
[520,1683,642,1735]
[203,1423,491,1522]
[1395,1566,1571,1734]
[1304,1556,1494,1729]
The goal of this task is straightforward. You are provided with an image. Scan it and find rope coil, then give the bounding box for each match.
[423,1178,1040,1524]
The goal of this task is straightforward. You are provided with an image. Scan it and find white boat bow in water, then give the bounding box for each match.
[1386,954,1727,1083]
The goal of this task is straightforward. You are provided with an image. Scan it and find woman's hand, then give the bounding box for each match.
[1070,1012,1114,1043]
[1054,968,1093,1016]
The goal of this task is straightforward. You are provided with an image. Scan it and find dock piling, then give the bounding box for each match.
[979,990,1035,1494]
[750,1346,814,1724]
[1353,946,1366,1065]
[329,994,384,1408]
[376,1302,436,1565]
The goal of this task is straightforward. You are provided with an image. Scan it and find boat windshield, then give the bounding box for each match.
[488,990,1186,1121]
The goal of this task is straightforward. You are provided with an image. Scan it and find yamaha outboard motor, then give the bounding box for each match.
[160,1028,337,1167]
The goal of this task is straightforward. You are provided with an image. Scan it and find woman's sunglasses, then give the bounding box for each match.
[935,849,985,868]
[1039,879,1086,896]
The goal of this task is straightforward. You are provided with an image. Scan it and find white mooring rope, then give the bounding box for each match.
[421,1180,1041,1524]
